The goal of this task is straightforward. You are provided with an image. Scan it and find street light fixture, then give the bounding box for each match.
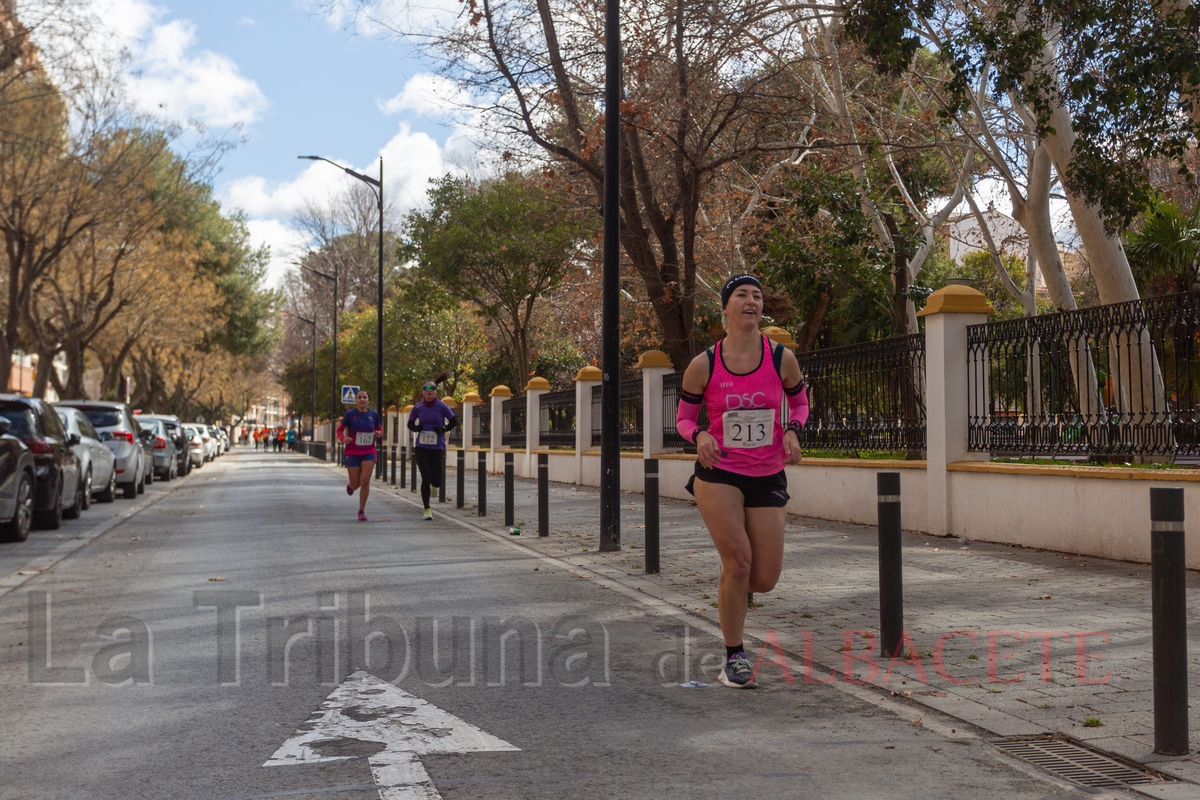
[284,311,317,446]
[302,264,338,451]
[298,155,385,429]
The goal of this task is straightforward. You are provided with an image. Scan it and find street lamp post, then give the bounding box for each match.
[600,0,622,551]
[286,312,317,444]
[302,264,338,449]
[298,155,385,429]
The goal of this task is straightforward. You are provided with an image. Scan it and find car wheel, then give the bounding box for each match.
[124,479,138,499]
[35,479,63,530]
[64,471,87,519]
[0,473,34,542]
[145,465,152,486]
[97,468,116,503]
[137,476,145,494]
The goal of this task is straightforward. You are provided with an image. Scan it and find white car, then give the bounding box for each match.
[182,425,205,468]
[197,424,219,462]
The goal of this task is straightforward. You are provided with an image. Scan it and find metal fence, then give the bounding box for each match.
[967,291,1200,459]
[539,390,576,447]
[474,403,490,444]
[502,396,526,448]
[447,408,463,446]
[795,334,927,457]
[591,381,644,449]
[662,372,707,452]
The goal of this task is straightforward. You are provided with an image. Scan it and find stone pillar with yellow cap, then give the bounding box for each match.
[461,391,482,450]
[525,377,551,455]
[917,284,994,536]
[489,385,511,469]
[635,350,674,455]
[762,326,799,429]
[574,365,602,484]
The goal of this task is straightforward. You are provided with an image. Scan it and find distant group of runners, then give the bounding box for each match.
[253,427,294,452]
[328,273,807,690]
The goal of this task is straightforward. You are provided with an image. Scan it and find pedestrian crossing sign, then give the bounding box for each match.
[341,385,360,404]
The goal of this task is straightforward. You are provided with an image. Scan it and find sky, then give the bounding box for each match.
[47,0,475,287]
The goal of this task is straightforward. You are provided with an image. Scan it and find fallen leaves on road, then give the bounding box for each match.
[1038,595,1051,600]
[208,577,226,582]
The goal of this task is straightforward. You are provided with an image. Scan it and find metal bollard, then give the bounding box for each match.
[399,444,406,488]
[410,442,418,493]
[1151,487,1188,755]
[391,443,397,486]
[878,472,904,659]
[538,453,549,537]
[644,458,659,573]
[477,450,486,516]
[504,452,514,527]
[439,451,447,503]
[457,449,465,509]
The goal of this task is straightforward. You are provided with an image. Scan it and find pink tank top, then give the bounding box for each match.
[704,334,784,476]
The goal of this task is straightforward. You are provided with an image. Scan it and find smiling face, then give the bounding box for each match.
[355,390,369,411]
[724,284,763,329]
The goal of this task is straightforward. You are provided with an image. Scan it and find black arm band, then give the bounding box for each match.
[680,389,704,404]
[786,421,803,435]
[407,418,421,433]
[444,416,458,432]
[784,380,806,397]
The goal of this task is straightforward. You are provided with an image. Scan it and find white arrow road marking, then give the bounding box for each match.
[264,671,519,799]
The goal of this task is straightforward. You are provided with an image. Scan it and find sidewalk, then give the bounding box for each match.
[366,458,1200,788]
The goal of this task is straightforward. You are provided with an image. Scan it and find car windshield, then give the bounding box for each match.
[138,420,162,435]
[0,408,37,439]
[72,406,122,429]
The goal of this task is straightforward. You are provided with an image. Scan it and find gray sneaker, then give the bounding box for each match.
[718,652,757,689]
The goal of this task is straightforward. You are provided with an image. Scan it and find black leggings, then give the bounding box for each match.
[414,447,444,508]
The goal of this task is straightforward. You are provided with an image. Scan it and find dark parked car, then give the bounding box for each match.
[0,395,82,529]
[133,416,179,481]
[0,417,36,542]
[136,413,190,478]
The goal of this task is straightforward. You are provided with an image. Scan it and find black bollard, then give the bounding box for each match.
[1151,487,1188,755]
[439,451,447,503]
[391,443,397,486]
[399,444,406,488]
[410,441,418,494]
[457,448,465,509]
[504,452,514,527]
[644,458,659,573]
[878,472,904,659]
[477,450,486,516]
[538,453,549,537]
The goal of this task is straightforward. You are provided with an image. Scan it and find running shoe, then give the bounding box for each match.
[358,511,367,522]
[718,652,757,689]
[422,508,433,521]
[346,483,354,495]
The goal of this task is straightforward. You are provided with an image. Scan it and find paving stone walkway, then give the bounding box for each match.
[369,459,1200,786]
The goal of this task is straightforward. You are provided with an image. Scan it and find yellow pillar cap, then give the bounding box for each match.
[633,350,673,369]
[916,285,995,317]
[490,385,513,397]
[462,392,482,404]
[525,376,551,391]
[574,365,602,381]
[761,326,799,349]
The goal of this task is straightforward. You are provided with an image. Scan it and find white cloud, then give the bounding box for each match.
[379,73,471,118]
[246,219,309,288]
[77,0,267,129]
[238,16,255,26]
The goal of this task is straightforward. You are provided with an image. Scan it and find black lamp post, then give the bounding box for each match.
[298,155,385,427]
[600,0,621,551]
[302,264,338,444]
[286,311,317,442]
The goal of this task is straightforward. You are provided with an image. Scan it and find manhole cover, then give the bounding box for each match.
[992,735,1172,788]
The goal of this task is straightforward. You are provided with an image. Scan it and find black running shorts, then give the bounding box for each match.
[686,463,790,508]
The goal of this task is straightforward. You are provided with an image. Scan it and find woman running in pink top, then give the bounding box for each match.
[676,274,809,688]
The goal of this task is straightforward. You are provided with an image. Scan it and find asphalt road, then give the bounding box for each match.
[0,449,1116,799]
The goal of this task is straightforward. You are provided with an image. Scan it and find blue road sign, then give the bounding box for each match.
[341,385,360,404]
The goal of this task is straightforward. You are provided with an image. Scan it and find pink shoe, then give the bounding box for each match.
[346,483,354,495]
[358,511,368,522]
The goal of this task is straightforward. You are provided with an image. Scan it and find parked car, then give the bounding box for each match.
[0,418,36,542]
[197,424,219,462]
[139,414,190,477]
[0,395,81,528]
[55,406,118,506]
[55,401,150,499]
[182,425,205,469]
[133,416,180,481]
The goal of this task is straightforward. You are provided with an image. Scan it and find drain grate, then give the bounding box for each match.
[992,735,1171,788]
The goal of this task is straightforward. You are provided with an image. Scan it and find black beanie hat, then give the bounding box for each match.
[721,274,762,308]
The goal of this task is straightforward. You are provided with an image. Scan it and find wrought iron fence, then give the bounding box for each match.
[795,334,927,457]
[591,381,644,449]
[662,371,708,452]
[967,291,1200,459]
[539,390,576,447]
[447,407,462,446]
[474,403,491,445]
[502,396,526,448]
